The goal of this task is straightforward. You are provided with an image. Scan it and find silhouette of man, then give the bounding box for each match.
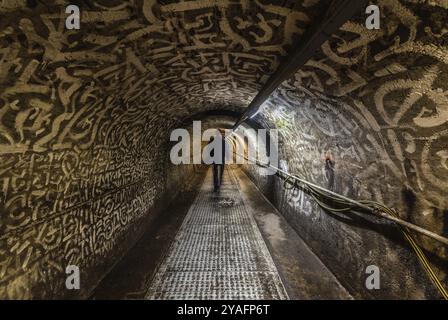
[211,133,226,192]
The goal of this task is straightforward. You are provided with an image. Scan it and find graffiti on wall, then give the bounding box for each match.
[259,0,448,221]
[248,0,448,298]
[0,0,324,298]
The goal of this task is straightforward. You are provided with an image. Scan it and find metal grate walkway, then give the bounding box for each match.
[146,167,288,300]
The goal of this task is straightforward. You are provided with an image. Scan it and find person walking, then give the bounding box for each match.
[211,133,226,192]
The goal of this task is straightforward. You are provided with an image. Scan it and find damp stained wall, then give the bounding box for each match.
[244,0,448,299]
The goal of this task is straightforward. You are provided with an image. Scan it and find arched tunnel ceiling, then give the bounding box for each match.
[0,0,327,153]
[0,0,447,152]
[179,110,239,128]
[254,0,448,196]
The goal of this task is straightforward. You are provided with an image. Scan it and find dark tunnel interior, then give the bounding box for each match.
[0,0,447,301]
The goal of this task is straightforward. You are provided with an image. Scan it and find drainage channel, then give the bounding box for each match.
[146,167,288,300]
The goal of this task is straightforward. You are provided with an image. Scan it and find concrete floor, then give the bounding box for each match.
[93,166,351,300]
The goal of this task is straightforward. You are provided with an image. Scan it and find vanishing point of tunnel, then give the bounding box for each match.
[0,0,447,300]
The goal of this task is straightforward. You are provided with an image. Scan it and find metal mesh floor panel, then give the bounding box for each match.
[149,271,285,300]
[146,169,288,300]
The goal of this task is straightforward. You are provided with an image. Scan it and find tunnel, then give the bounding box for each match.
[0,0,447,301]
